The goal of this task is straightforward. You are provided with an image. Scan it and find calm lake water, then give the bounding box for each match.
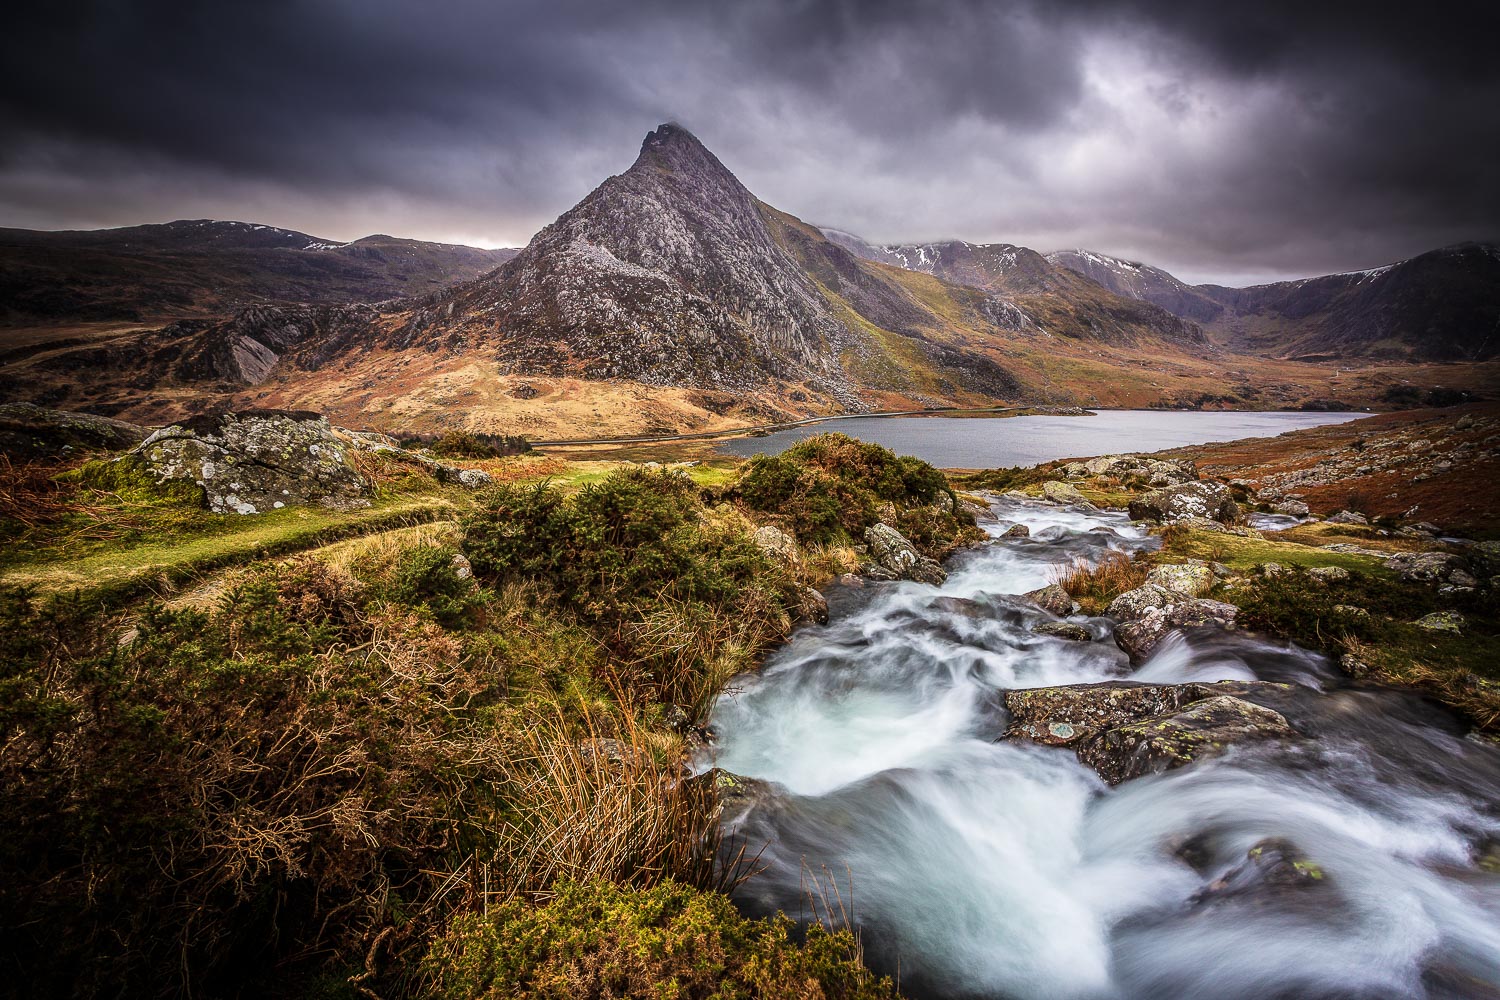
[717,410,1366,468]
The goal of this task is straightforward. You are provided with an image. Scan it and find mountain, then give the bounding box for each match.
[0,220,518,325]
[824,232,1208,347]
[388,124,859,399]
[1198,243,1500,361]
[1044,249,1225,324]
[1048,242,1500,361]
[8,124,1487,434]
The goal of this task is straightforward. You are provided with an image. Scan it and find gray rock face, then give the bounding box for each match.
[0,402,148,457]
[1003,680,1297,785]
[1273,499,1311,517]
[863,522,947,585]
[1001,523,1031,538]
[1128,481,1239,524]
[1106,584,1175,622]
[131,410,371,514]
[1326,510,1369,525]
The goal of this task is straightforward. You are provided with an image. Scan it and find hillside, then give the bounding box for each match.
[0,219,517,325]
[1048,243,1500,361]
[825,232,1209,347]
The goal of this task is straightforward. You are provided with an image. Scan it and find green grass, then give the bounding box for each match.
[1,496,459,603]
[1159,525,1393,575]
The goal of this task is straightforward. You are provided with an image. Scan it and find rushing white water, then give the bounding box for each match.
[706,498,1500,999]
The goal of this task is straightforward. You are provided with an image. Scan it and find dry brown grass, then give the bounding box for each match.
[0,453,81,531]
[1051,550,1150,615]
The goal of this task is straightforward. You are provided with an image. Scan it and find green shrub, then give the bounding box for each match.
[413,430,532,459]
[730,433,968,550]
[422,878,901,1000]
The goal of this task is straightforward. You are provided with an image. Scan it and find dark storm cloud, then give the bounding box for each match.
[1,0,1494,283]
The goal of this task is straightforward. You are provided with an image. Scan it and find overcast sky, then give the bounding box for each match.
[2,0,1495,285]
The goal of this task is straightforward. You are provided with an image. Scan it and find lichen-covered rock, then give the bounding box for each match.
[1170,516,1263,537]
[1128,481,1239,525]
[130,409,371,514]
[1001,523,1031,538]
[0,402,149,457]
[1414,611,1466,634]
[863,522,946,585]
[1023,583,1074,615]
[1002,680,1297,785]
[1031,621,1093,642]
[1272,499,1310,517]
[753,525,802,566]
[1078,694,1295,785]
[1145,562,1216,597]
[1042,480,1096,508]
[1386,551,1470,585]
[1326,510,1369,525]
[1307,565,1350,584]
[1193,838,1328,904]
[1106,584,1175,623]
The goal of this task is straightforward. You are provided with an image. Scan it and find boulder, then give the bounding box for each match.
[1001,523,1031,538]
[1078,694,1295,785]
[1128,481,1239,525]
[1145,562,1216,597]
[1105,584,1175,622]
[1023,583,1074,615]
[863,523,947,585]
[1307,565,1350,584]
[1326,510,1369,525]
[1114,598,1239,659]
[1143,459,1197,487]
[753,525,802,566]
[1386,550,1470,586]
[1031,621,1093,642]
[1414,611,1466,634]
[1273,499,1310,518]
[1170,516,1262,537]
[793,585,830,626]
[130,409,371,514]
[1042,480,1096,508]
[1002,680,1297,785]
[1192,838,1328,904]
[0,402,149,457]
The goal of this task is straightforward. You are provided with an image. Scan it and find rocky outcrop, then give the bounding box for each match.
[1191,838,1328,905]
[863,523,947,585]
[753,525,802,567]
[1128,481,1240,525]
[1003,680,1298,785]
[1386,551,1476,591]
[130,409,372,514]
[1107,584,1238,659]
[0,402,148,457]
[1031,621,1093,641]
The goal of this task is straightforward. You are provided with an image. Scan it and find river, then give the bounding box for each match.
[704,497,1500,999]
[718,410,1365,467]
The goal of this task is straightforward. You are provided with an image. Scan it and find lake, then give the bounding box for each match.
[717,409,1366,467]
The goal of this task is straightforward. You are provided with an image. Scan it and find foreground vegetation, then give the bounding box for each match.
[0,434,963,998]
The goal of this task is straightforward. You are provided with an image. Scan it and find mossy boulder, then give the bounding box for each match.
[863,522,946,585]
[0,402,148,457]
[129,409,371,514]
[1145,562,1216,597]
[1080,694,1295,785]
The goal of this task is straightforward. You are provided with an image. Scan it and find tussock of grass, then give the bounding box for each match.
[1052,551,1149,614]
[1159,524,1392,574]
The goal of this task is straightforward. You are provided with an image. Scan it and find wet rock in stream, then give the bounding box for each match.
[1003,680,1300,785]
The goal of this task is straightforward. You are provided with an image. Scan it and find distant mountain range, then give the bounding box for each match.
[0,220,517,324]
[1044,245,1499,361]
[1,125,1495,431]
